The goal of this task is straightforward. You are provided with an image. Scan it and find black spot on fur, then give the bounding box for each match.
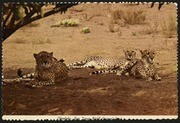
[91,72,96,74]
[59,58,65,62]
[30,74,34,79]
[17,68,23,77]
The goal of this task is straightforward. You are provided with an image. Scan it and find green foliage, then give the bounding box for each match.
[3,3,77,40]
[4,3,44,25]
[81,27,90,33]
[15,5,26,21]
[33,3,44,17]
[60,19,79,27]
[52,19,79,27]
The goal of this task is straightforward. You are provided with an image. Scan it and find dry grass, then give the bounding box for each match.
[117,31,122,36]
[110,9,146,26]
[109,23,115,32]
[132,32,137,36]
[161,14,177,38]
[108,21,119,33]
[13,38,26,44]
[82,13,94,21]
[32,38,52,45]
[69,6,84,13]
[139,21,158,35]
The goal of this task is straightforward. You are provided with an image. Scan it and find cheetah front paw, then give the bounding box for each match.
[116,71,122,76]
[124,72,130,76]
[25,81,43,88]
[146,77,153,81]
[155,76,162,81]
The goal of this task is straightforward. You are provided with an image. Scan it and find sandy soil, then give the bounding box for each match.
[2,3,178,115]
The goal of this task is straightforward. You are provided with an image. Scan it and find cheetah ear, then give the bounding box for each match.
[50,52,53,56]
[34,53,38,59]
[140,50,143,54]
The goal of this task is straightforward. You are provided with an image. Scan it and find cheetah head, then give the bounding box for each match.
[123,49,136,61]
[34,51,54,68]
[140,49,155,64]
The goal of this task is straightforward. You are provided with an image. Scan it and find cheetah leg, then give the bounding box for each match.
[116,70,130,76]
[154,74,162,81]
[147,77,153,81]
[85,61,104,69]
[130,66,136,76]
[26,80,55,88]
[67,58,89,68]
[70,64,95,69]
[124,72,130,76]
[138,70,151,81]
[69,61,103,69]
[116,70,122,76]
[116,67,126,76]
[68,61,94,69]
[122,61,137,76]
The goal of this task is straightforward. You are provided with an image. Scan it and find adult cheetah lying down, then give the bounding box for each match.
[90,49,137,76]
[68,48,137,74]
[25,51,69,87]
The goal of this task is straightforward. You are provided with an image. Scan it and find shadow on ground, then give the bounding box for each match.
[2,68,178,115]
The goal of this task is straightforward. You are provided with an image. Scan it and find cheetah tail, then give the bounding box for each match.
[89,70,117,75]
[17,68,35,79]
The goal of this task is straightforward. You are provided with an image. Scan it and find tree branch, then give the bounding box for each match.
[3,4,77,41]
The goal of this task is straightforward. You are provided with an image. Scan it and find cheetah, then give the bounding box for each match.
[68,49,137,72]
[23,51,68,87]
[17,58,66,79]
[90,49,137,76]
[67,56,104,69]
[130,49,161,81]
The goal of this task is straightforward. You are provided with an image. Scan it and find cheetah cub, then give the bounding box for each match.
[130,49,161,81]
[26,51,69,87]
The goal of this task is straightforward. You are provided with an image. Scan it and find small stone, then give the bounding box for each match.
[63,109,73,115]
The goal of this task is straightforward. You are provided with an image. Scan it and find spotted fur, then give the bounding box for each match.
[24,51,68,87]
[68,49,136,72]
[90,49,137,76]
[130,49,161,81]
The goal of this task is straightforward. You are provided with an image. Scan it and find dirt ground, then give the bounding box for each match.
[2,3,178,115]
